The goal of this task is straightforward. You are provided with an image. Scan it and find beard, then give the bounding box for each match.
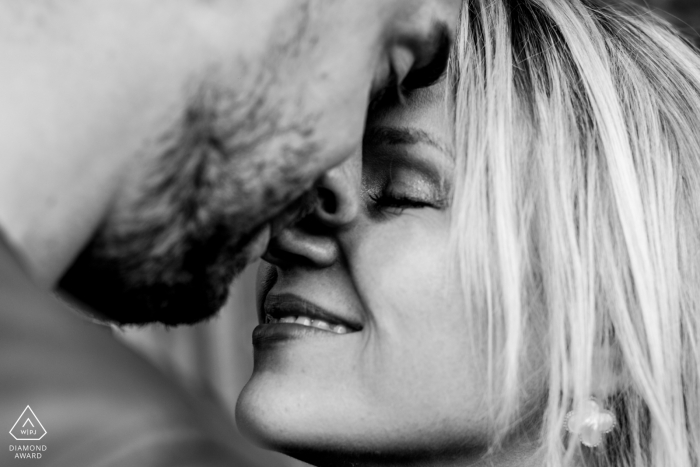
[58,73,320,326]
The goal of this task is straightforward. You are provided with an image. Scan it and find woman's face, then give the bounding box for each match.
[237,83,496,464]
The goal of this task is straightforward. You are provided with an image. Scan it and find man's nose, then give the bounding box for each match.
[263,161,360,269]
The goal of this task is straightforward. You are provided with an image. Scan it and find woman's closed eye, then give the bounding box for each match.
[369,192,436,212]
[362,125,453,217]
[365,170,448,216]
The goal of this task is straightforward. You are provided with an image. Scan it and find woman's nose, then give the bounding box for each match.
[314,166,360,227]
[263,162,360,268]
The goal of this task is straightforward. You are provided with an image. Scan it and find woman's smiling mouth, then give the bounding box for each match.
[254,293,363,346]
[264,314,351,334]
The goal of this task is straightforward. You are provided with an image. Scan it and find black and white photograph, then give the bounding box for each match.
[1,1,700,466]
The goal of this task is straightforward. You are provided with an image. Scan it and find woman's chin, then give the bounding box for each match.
[236,374,486,466]
[236,375,391,464]
[235,387,352,466]
[235,376,348,455]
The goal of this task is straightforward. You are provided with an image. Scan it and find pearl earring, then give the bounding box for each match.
[565,398,617,448]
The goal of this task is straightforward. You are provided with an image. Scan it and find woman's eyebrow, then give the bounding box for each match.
[363,125,454,192]
[364,126,452,157]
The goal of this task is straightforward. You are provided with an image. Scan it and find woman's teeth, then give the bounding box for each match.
[265,314,349,334]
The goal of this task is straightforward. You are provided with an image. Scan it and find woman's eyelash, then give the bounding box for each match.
[368,192,433,212]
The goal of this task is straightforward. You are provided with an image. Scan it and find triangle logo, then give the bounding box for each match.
[9,406,46,441]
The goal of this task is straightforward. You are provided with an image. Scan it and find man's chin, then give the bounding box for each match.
[57,227,270,327]
[58,280,226,327]
[55,186,314,326]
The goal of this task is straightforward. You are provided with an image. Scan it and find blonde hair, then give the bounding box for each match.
[449,0,700,466]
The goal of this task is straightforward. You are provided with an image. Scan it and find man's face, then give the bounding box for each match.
[56,0,461,325]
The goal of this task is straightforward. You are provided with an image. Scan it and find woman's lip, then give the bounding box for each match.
[252,323,354,348]
[262,293,363,331]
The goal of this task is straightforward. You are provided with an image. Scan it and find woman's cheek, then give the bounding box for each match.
[350,217,484,423]
[354,215,457,334]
